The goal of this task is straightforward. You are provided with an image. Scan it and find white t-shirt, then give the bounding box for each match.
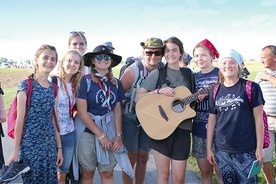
[49,77,76,135]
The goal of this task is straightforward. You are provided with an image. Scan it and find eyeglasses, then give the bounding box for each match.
[69,31,85,35]
[96,55,111,61]
[145,51,162,56]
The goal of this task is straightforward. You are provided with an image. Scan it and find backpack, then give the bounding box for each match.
[7,78,59,139]
[212,80,270,149]
[119,57,138,79]
[122,60,146,115]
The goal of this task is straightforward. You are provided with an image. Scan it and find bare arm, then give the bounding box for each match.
[9,91,26,163]
[253,105,265,164]
[120,68,135,92]
[53,97,63,167]
[261,72,276,86]
[206,113,217,165]
[111,102,123,152]
[0,94,6,123]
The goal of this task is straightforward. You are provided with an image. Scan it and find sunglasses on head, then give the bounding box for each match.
[69,31,85,35]
[145,50,162,56]
[95,55,111,61]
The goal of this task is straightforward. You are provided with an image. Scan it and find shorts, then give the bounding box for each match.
[264,130,276,162]
[122,115,150,152]
[215,149,257,183]
[57,131,75,173]
[192,135,207,158]
[77,131,117,172]
[149,128,190,160]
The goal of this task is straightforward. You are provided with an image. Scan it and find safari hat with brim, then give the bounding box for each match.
[140,37,163,49]
[84,45,122,67]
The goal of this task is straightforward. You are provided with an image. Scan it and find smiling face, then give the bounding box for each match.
[194,46,213,70]
[92,54,112,73]
[220,57,240,78]
[164,42,182,65]
[35,49,57,74]
[143,48,163,68]
[62,53,82,77]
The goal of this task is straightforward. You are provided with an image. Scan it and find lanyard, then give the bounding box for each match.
[64,83,75,118]
[97,77,111,111]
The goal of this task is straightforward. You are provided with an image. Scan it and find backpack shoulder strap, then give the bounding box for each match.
[53,83,58,98]
[50,76,59,98]
[51,76,58,86]
[26,78,33,105]
[157,66,167,89]
[213,83,220,100]
[245,80,252,103]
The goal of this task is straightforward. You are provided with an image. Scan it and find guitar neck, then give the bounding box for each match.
[183,84,216,104]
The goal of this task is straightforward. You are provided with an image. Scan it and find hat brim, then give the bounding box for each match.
[140,42,163,49]
[84,52,122,68]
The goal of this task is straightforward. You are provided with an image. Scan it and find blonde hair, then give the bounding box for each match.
[68,32,87,46]
[58,50,84,95]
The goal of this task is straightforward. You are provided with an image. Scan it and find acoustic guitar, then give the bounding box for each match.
[135,84,216,140]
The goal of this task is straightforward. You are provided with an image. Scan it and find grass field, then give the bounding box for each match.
[0,61,274,183]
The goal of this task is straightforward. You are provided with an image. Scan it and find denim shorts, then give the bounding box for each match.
[122,115,150,152]
[77,131,117,172]
[57,131,75,173]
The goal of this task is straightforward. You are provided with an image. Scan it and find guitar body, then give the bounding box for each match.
[136,86,196,140]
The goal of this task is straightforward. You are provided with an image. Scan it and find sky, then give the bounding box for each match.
[0,0,275,62]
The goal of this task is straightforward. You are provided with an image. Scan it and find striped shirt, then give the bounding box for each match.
[255,69,276,116]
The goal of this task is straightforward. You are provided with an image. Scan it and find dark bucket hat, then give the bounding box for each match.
[84,45,122,67]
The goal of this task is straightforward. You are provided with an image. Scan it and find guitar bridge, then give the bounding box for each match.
[158,105,169,121]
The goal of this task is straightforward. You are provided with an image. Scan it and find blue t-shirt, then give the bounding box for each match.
[77,76,125,116]
[192,67,219,138]
[208,78,265,153]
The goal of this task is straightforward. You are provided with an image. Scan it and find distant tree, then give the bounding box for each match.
[24,60,31,65]
[0,57,8,64]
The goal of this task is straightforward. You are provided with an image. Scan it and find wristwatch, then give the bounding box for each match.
[116,133,123,138]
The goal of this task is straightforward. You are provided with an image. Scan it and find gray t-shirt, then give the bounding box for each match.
[141,67,193,131]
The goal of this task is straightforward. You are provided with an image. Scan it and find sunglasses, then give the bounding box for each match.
[145,51,162,56]
[96,55,111,61]
[69,31,85,35]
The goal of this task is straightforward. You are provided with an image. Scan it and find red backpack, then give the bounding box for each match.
[7,78,59,139]
[213,80,270,149]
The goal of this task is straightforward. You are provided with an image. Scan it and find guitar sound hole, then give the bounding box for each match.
[171,99,185,112]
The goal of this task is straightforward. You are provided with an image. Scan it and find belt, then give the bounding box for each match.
[267,114,276,118]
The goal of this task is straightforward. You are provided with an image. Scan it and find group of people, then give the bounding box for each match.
[0,31,275,184]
